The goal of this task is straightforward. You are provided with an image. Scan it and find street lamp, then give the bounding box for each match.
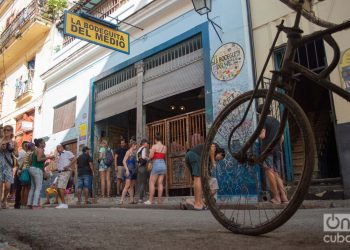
[191,0,211,15]
[191,0,222,43]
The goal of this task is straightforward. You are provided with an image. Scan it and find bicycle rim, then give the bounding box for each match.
[201,89,315,235]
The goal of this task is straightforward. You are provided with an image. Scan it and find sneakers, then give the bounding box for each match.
[55,203,69,209]
[144,200,153,205]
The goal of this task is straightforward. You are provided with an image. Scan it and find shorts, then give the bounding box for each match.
[57,171,71,189]
[263,151,281,173]
[116,166,124,179]
[77,175,92,189]
[125,169,137,180]
[150,159,166,176]
[185,151,201,177]
[99,161,111,172]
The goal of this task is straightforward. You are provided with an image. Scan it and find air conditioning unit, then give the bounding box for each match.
[21,121,33,132]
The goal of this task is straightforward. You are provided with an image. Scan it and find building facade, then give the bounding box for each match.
[0,0,52,148]
[250,0,350,198]
[39,0,255,196]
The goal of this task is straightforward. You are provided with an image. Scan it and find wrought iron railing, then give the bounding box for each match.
[95,64,137,101]
[63,0,129,47]
[0,0,48,52]
[143,34,203,81]
[15,78,33,100]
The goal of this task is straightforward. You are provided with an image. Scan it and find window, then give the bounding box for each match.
[274,39,326,72]
[53,98,76,133]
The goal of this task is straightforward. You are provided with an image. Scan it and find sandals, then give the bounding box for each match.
[270,198,281,205]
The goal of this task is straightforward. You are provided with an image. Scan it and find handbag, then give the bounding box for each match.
[19,168,31,185]
[147,161,153,172]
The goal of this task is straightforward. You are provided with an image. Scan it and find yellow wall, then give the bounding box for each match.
[250,0,350,124]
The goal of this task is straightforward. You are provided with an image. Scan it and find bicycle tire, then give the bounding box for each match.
[201,89,316,235]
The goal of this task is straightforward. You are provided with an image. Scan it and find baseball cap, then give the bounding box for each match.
[82,146,90,152]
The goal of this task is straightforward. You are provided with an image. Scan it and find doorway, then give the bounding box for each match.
[274,39,340,178]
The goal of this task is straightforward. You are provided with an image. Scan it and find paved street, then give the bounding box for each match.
[0,207,349,250]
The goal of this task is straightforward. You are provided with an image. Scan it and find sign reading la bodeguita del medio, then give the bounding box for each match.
[64,11,130,54]
[211,42,245,81]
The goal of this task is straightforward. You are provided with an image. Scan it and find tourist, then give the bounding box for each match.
[27,138,54,209]
[55,144,76,209]
[136,139,149,203]
[14,141,28,209]
[98,140,113,198]
[182,143,225,210]
[76,146,94,204]
[144,132,167,205]
[119,140,138,204]
[20,142,35,206]
[114,139,127,196]
[0,125,18,209]
[257,104,289,204]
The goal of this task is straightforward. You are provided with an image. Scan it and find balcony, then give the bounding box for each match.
[14,77,33,105]
[0,0,12,16]
[0,1,51,74]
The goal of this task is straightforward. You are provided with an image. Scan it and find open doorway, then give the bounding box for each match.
[275,39,340,179]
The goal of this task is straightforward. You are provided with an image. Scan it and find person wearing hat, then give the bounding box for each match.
[136,139,149,203]
[75,146,94,204]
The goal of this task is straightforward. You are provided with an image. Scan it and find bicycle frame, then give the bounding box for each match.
[231,5,350,164]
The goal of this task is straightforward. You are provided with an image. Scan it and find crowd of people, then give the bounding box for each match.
[0,109,288,210]
[0,125,170,209]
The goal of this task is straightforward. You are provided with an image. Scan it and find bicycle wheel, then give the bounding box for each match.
[201,89,315,235]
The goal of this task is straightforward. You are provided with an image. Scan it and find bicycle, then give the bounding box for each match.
[201,0,350,235]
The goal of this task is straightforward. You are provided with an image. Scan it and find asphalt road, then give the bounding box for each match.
[0,207,349,250]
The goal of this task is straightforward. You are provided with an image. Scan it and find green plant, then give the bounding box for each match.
[47,0,67,19]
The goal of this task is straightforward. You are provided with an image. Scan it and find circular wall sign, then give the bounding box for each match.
[211,42,245,81]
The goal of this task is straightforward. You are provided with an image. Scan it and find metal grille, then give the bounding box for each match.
[274,39,326,72]
[95,64,137,100]
[146,109,205,189]
[144,34,202,72]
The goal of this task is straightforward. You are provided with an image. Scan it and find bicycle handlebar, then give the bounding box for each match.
[280,0,337,28]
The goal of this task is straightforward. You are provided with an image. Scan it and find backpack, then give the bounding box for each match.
[104,148,114,167]
[137,147,147,166]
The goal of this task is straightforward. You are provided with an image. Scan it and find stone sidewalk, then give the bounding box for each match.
[59,196,350,210]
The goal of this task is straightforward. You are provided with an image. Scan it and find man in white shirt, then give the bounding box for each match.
[55,144,76,209]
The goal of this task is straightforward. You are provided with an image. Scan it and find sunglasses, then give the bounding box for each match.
[3,129,12,132]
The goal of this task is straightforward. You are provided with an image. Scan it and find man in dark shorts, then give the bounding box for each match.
[184,143,225,210]
[257,104,289,204]
[76,146,94,204]
[114,139,127,196]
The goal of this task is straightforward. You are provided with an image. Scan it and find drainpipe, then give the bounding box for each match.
[246,0,258,85]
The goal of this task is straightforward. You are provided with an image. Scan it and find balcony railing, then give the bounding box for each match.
[63,0,129,47]
[0,0,49,52]
[15,78,33,100]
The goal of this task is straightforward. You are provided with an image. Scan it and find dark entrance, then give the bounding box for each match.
[275,39,340,178]
[146,87,205,196]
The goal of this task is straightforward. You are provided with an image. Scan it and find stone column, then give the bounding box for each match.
[135,61,144,142]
